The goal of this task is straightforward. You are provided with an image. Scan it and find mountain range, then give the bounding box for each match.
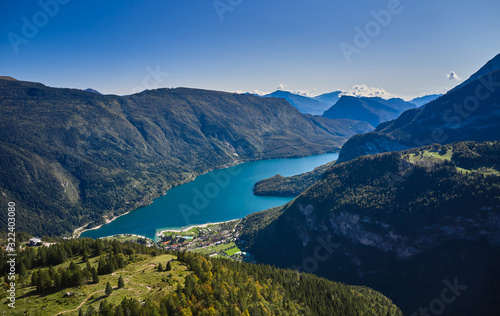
[0,79,372,236]
[263,90,332,115]
[322,96,416,127]
[409,94,442,107]
[2,48,500,315]
[337,54,500,163]
[263,89,442,129]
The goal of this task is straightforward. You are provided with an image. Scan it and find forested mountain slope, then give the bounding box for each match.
[240,141,500,315]
[0,238,402,315]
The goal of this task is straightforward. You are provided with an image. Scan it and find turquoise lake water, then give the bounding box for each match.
[81,153,338,240]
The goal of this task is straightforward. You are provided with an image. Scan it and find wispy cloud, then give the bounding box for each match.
[446,71,461,81]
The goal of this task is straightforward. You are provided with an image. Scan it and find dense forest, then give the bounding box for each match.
[0,238,402,315]
[239,141,500,315]
[253,161,335,197]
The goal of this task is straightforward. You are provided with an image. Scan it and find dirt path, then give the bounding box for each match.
[56,289,104,315]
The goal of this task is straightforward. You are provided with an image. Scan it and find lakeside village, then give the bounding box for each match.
[15,219,253,263]
[155,219,254,262]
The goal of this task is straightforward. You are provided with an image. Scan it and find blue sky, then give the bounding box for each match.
[1,0,500,99]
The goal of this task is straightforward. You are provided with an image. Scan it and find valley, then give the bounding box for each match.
[80,153,338,240]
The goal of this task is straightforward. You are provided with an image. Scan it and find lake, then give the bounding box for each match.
[81,153,338,240]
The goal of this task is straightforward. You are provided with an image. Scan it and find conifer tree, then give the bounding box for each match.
[118,275,125,288]
[105,282,113,297]
[92,267,99,284]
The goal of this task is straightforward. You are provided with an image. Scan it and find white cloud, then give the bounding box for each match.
[273,84,317,97]
[291,89,316,97]
[251,89,268,96]
[235,89,269,96]
[235,87,317,98]
[340,84,394,99]
[446,71,460,81]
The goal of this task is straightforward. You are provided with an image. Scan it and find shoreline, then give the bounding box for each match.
[71,160,246,239]
[156,219,239,237]
[73,209,135,238]
[72,151,338,239]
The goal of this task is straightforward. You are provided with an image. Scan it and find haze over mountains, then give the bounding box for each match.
[313,91,343,108]
[409,94,442,107]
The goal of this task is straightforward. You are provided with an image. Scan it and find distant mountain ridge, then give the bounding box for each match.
[409,94,442,107]
[313,91,343,107]
[263,90,331,115]
[0,76,18,81]
[322,96,416,127]
[337,54,500,163]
